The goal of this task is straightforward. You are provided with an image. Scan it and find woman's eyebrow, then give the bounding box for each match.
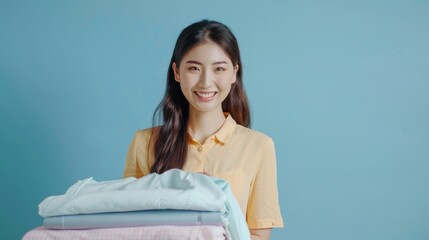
[185,60,202,65]
[212,61,229,65]
[185,60,229,65]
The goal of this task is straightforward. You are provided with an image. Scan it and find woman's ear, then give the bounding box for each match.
[232,64,239,83]
[172,62,180,82]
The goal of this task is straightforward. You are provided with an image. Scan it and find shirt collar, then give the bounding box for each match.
[213,113,237,144]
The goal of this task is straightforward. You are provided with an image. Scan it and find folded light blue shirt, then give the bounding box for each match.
[39,169,251,240]
[44,210,223,229]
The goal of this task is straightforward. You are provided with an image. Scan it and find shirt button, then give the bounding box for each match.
[198,146,203,152]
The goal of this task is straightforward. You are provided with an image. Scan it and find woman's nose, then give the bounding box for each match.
[198,70,212,87]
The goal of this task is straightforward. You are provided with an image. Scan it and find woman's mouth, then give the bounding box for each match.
[194,91,217,101]
[195,91,216,98]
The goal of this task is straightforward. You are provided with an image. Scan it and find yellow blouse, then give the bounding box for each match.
[123,114,284,229]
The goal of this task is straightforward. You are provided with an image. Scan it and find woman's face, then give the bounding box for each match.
[173,41,238,115]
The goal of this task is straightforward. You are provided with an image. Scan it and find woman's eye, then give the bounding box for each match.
[189,66,199,71]
[216,67,226,72]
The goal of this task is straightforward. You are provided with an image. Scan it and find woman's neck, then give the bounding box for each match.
[188,109,226,144]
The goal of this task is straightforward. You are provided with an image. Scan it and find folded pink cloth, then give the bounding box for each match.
[22,225,226,240]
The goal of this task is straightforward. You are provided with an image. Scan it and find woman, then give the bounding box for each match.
[123,19,284,240]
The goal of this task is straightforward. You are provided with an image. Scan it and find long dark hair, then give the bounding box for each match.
[150,20,250,174]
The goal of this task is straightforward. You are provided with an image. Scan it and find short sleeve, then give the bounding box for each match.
[246,137,284,229]
[122,130,151,178]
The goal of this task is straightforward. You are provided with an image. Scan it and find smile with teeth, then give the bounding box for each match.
[195,91,217,98]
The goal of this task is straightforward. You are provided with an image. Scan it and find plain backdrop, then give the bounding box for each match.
[1,0,428,239]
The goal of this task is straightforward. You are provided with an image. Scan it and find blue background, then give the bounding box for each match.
[1,0,428,239]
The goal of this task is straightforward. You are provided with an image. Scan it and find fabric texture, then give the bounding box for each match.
[38,169,251,240]
[22,225,226,240]
[44,210,223,230]
[123,113,284,229]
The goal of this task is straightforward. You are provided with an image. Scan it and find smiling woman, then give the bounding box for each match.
[172,41,238,133]
[123,19,284,240]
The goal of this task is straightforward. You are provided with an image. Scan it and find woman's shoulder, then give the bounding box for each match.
[234,124,273,144]
[133,126,160,142]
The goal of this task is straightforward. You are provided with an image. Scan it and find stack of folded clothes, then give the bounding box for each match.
[22,169,251,240]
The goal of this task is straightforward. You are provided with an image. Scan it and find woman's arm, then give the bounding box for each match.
[250,228,272,240]
[123,130,152,178]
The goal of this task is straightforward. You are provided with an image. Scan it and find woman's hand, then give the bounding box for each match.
[250,228,272,240]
